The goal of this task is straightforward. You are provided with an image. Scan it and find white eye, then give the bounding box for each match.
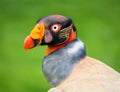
[51,24,61,32]
[52,25,58,31]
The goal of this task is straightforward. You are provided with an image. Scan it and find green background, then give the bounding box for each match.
[0,0,120,92]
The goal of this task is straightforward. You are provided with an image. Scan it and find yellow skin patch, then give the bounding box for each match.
[30,23,45,41]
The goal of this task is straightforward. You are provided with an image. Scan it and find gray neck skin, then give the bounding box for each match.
[42,38,86,87]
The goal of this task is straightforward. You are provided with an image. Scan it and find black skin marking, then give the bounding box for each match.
[34,40,39,47]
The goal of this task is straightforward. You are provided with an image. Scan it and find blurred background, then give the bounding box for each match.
[0,0,120,92]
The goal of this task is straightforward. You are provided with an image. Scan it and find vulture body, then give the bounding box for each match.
[24,14,120,92]
[48,56,120,92]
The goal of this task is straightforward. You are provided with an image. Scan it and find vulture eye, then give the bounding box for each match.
[51,24,61,32]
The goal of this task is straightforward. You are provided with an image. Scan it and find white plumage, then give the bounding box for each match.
[48,56,120,92]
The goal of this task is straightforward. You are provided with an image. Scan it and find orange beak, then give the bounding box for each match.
[24,23,45,50]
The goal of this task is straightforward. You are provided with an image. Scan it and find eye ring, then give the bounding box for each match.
[50,23,61,32]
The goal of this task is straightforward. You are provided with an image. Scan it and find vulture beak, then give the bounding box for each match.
[24,23,45,50]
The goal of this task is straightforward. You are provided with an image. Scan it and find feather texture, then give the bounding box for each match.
[42,38,86,86]
[48,56,120,92]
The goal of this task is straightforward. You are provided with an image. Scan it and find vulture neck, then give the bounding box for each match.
[42,38,86,87]
[45,30,76,56]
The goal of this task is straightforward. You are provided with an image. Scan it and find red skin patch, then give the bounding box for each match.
[24,36,34,50]
[45,30,76,56]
